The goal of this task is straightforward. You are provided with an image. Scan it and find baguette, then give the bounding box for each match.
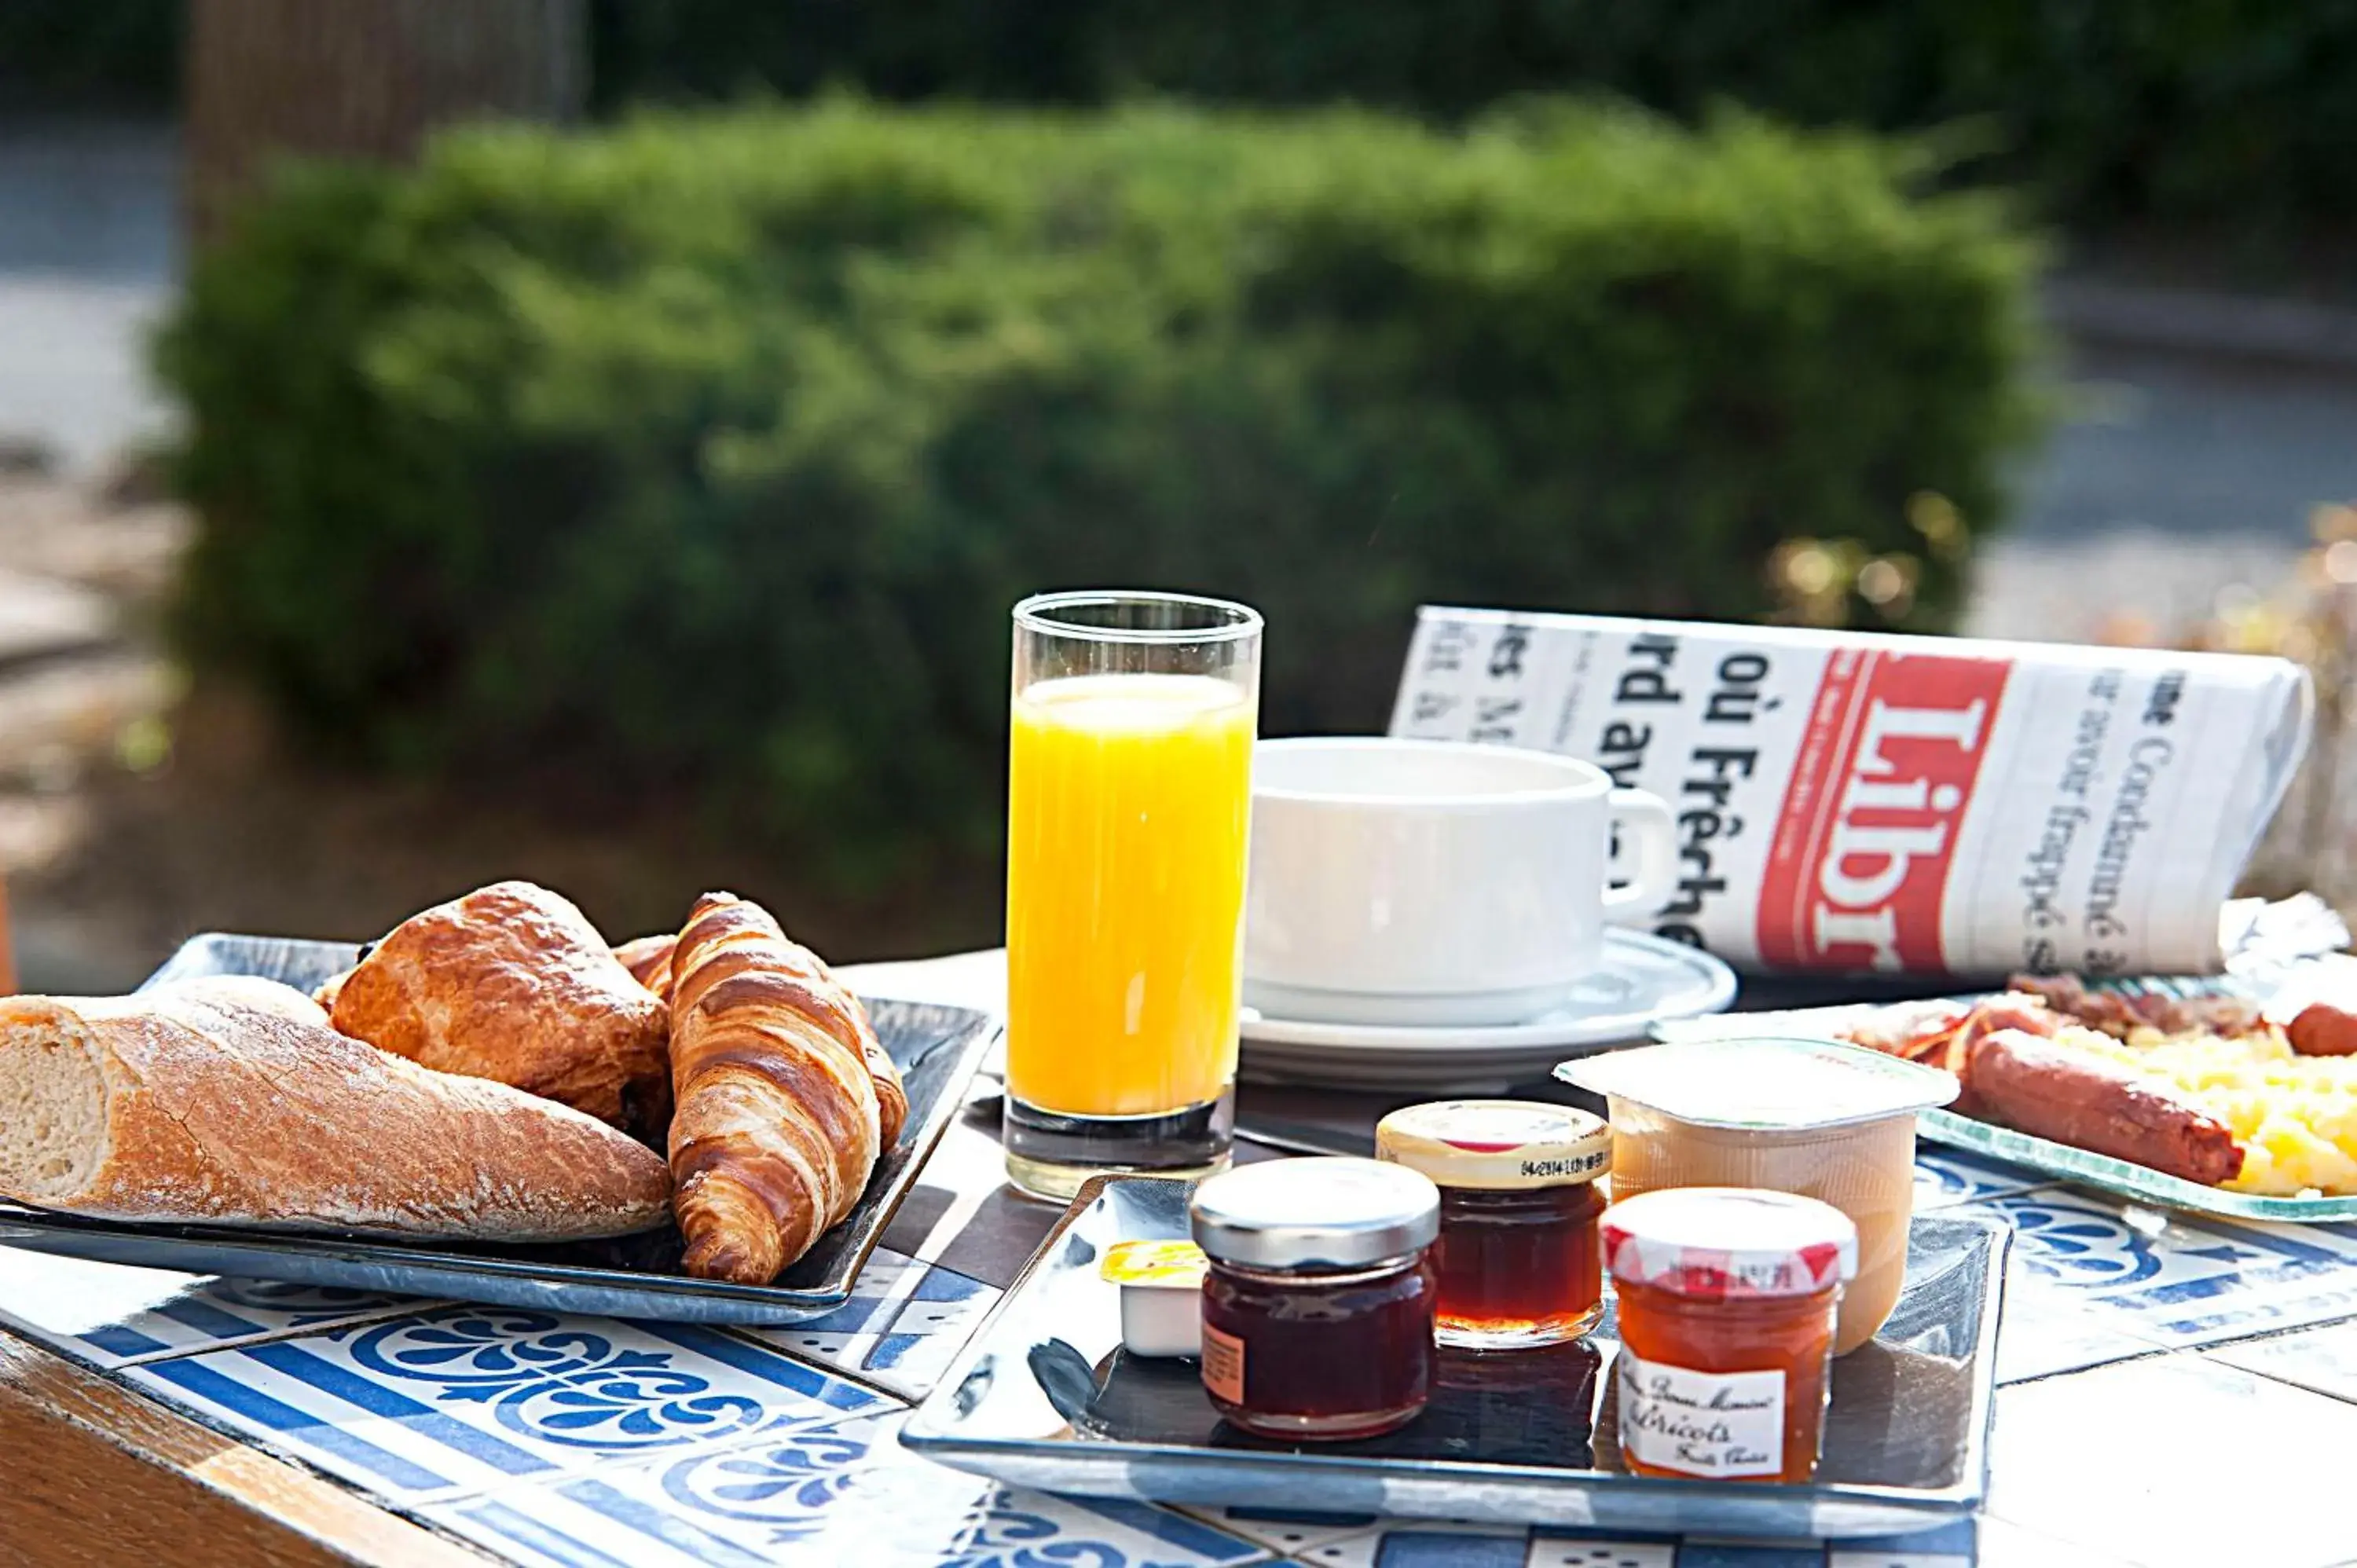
[0,978,671,1240]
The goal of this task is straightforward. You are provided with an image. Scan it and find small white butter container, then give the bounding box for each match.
[1101,1239,1207,1358]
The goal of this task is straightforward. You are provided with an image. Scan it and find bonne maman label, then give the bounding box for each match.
[1616,1350,1785,1478]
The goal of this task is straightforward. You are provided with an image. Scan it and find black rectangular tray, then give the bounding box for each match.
[904,1176,2008,1539]
[0,933,996,1324]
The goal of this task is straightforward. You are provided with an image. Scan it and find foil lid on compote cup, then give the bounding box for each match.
[1601,1186,1860,1301]
[1375,1098,1610,1191]
[1556,1035,1957,1130]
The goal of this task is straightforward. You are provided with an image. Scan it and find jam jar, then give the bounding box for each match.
[1189,1156,1440,1439]
[1602,1186,1858,1483]
[1375,1099,1609,1350]
[1562,1036,1953,1354]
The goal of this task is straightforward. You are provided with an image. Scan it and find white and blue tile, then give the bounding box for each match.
[733,1247,1003,1401]
[1984,1351,2357,1568]
[1288,1519,1525,1567]
[414,1407,1270,1568]
[0,1244,428,1369]
[1985,1303,2164,1387]
[726,1247,926,1374]
[1970,1185,2357,1356]
[121,1303,887,1504]
[1820,1519,1976,1568]
[1269,1524,1838,1567]
[1527,1533,1681,1568]
[2205,1313,2357,1403]
[1963,1514,2139,1568]
[1177,1504,1380,1560]
[863,1260,1003,1394]
[1664,1547,1824,1568]
[1911,1149,2041,1212]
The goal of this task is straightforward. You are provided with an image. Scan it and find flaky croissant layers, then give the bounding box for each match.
[666,892,908,1284]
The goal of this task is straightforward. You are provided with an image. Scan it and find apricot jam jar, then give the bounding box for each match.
[1189,1156,1440,1440]
[1560,1036,1953,1356]
[1375,1099,1609,1350]
[1601,1187,1857,1483]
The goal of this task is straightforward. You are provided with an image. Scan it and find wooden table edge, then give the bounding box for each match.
[0,1326,483,1567]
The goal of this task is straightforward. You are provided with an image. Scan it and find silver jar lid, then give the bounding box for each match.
[1189,1156,1440,1270]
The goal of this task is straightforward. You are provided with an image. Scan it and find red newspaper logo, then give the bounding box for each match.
[1758,650,2012,972]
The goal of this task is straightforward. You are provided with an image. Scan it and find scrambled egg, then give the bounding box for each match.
[2055,1024,2357,1197]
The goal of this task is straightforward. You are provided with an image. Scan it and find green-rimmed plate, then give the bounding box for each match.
[1655,1004,2357,1225]
[1915,1107,2357,1223]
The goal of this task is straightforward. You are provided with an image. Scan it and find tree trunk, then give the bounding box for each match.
[184,0,586,244]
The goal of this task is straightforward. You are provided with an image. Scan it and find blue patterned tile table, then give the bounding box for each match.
[6,951,2357,1567]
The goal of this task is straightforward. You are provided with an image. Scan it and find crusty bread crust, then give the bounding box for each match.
[331,881,673,1138]
[175,974,333,1028]
[0,980,672,1240]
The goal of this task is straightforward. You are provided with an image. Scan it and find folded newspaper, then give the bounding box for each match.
[1389,608,2315,978]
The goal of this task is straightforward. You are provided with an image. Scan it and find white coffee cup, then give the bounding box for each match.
[1244,737,1679,1027]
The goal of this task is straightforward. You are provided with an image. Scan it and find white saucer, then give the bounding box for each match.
[1238,927,1736,1093]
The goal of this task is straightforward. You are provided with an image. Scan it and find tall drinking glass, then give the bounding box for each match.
[1003,591,1263,1200]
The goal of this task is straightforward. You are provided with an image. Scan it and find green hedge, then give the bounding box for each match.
[159,100,2041,885]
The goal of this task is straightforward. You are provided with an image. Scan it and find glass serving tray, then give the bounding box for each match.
[0,933,999,1324]
[1658,1005,2357,1224]
[902,1176,2009,1539]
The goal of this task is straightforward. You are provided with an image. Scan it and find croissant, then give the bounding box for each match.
[329,881,673,1140]
[318,931,675,1014]
[666,892,907,1284]
[613,933,678,1002]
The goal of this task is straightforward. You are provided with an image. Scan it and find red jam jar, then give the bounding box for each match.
[1376,1099,1610,1350]
[1602,1187,1858,1483]
[1189,1156,1440,1440]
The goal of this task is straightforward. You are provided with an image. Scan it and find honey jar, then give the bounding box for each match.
[1375,1099,1610,1350]
[1189,1156,1441,1440]
[1601,1186,1857,1483]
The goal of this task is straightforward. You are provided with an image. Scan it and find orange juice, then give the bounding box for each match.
[1006,672,1255,1116]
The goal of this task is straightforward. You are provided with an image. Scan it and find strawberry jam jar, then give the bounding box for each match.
[1376,1099,1610,1350]
[1189,1157,1440,1440]
[1602,1187,1857,1483]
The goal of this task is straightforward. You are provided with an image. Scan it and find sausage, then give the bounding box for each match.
[1938,998,2063,1113]
[1962,1028,2245,1186]
[2288,1002,2357,1058]
[1933,995,2065,1094]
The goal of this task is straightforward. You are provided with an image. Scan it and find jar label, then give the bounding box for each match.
[1200,1321,1245,1405]
[1616,1350,1783,1478]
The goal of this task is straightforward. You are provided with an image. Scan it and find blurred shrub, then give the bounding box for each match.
[590,0,2357,231]
[158,100,2040,884]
